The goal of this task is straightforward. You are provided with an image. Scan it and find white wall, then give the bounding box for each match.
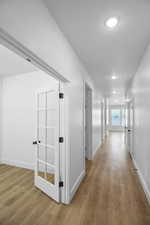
[127,43,150,202]
[1,71,58,169]
[0,0,102,200]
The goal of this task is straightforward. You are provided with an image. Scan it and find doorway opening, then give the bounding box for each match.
[109,105,125,131]
[0,43,66,203]
[125,100,134,156]
[84,82,92,162]
[101,101,107,144]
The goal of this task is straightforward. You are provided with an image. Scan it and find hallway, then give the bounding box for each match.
[0,132,150,225]
[74,132,150,225]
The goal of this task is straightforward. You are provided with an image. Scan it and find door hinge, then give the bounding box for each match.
[59,181,64,187]
[59,137,64,143]
[59,93,64,99]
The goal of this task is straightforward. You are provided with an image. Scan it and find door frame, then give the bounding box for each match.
[101,99,107,142]
[0,27,70,204]
[59,82,70,204]
[83,82,93,162]
[101,102,104,143]
[126,100,134,156]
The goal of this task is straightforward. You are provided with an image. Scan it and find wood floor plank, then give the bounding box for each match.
[0,132,150,225]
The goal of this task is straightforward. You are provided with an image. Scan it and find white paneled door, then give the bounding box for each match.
[34,89,61,202]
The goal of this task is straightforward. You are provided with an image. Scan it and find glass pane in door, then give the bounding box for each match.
[37,91,57,185]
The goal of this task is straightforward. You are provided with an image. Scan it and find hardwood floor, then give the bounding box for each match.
[0,132,150,225]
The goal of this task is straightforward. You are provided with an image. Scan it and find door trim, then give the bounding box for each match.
[59,82,70,204]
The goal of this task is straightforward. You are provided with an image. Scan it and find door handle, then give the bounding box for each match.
[128,129,131,132]
[33,140,41,145]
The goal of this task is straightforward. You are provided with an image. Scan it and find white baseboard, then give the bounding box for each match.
[70,170,85,202]
[132,157,150,205]
[1,159,34,170]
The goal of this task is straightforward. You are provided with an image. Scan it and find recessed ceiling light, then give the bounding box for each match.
[112,75,118,80]
[105,17,118,29]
